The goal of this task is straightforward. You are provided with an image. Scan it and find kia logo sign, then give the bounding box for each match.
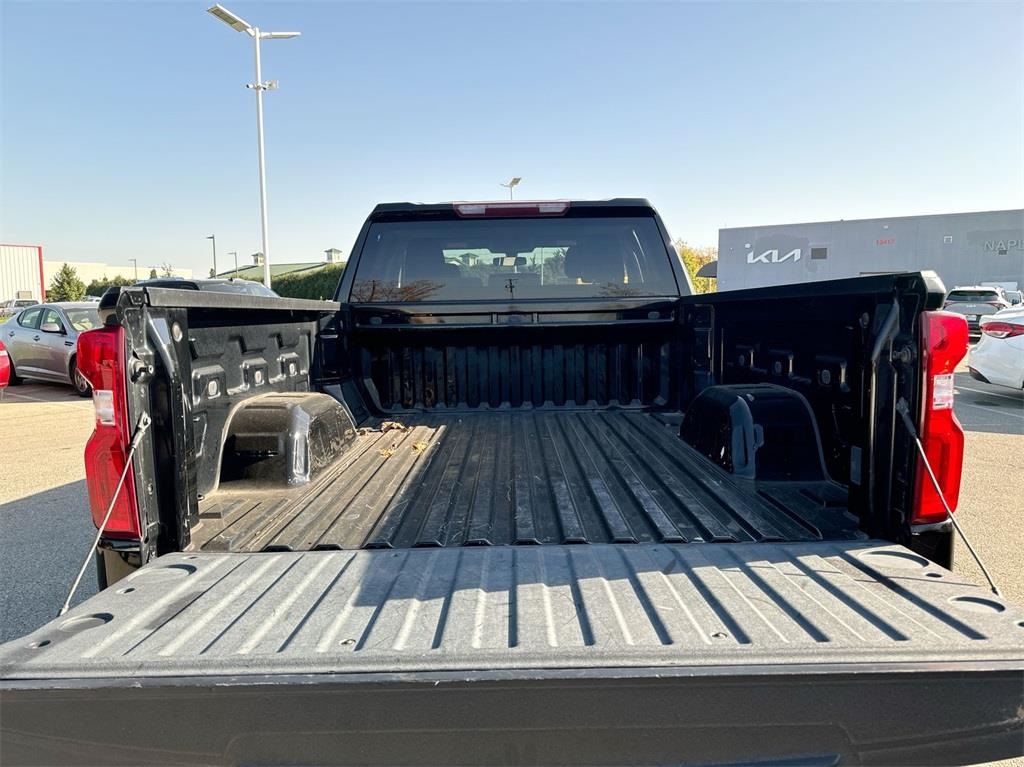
[746,248,802,265]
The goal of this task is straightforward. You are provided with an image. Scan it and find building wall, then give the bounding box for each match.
[718,209,1024,292]
[0,244,45,302]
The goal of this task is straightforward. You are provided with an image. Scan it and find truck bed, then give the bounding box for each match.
[3,542,1022,765]
[8,541,1022,679]
[190,410,859,553]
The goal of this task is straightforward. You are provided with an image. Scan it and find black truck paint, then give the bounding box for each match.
[1,200,1021,766]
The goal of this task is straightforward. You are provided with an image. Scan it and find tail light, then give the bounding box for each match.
[454,201,569,217]
[982,321,1024,339]
[78,326,142,539]
[912,311,968,525]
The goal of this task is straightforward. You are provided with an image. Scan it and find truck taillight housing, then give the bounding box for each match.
[912,311,968,525]
[454,201,569,217]
[78,326,142,539]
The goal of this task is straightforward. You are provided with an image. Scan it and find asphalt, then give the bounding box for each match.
[0,382,97,639]
[0,373,1021,765]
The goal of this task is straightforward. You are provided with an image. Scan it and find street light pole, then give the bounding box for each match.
[500,177,522,200]
[206,5,300,290]
[251,31,271,288]
[228,251,238,277]
[206,234,217,276]
[129,258,138,281]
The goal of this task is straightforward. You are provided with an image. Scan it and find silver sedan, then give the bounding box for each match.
[1,302,102,396]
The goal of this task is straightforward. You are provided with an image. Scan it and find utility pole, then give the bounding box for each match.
[228,251,238,277]
[206,234,217,276]
[129,258,138,281]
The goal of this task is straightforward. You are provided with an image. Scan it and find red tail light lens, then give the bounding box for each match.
[78,326,142,539]
[454,201,569,217]
[912,311,968,524]
[982,321,1024,339]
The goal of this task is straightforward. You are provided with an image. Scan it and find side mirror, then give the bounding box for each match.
[40,322,64,334]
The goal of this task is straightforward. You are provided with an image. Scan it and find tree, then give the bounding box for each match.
[85,274,133,296]
[160,263,175,278]
[48,263,86,302]
[675,240,717,294]
[149,268,158,279]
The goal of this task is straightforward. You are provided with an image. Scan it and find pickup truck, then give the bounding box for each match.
[2,199,1022,766]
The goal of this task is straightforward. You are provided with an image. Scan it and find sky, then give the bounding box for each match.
[1,1,1021,277]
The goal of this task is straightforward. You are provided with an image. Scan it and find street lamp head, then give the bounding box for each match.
[206,235,215,240]
[261,31,301,39]
[207,4,252,32]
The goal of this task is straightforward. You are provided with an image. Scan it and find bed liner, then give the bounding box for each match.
[190,410,859,553]
[4,541,1024,680]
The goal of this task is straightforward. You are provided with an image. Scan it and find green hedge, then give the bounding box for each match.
[271,264,345,301]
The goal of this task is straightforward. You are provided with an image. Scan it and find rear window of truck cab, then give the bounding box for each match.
[349,216,679,303]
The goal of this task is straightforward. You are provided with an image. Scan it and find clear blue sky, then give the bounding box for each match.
[1,1,1021,277]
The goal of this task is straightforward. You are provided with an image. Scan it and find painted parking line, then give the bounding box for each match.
[0,390,90,406]
[955,400,1024,420]
[955,385,1024,403]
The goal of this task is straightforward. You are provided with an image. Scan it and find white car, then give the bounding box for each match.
[968,309,1024,390]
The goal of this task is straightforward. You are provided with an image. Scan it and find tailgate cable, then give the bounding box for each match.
[896,400,1001,597]
[59,412,153,616]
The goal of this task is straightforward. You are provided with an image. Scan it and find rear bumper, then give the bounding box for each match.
[2,665,1022,766]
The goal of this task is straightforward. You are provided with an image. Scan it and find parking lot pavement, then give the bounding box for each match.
[951,372,1024,611]
[0,382,97,642]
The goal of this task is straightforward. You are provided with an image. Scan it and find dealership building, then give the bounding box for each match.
[715,209,1024,292]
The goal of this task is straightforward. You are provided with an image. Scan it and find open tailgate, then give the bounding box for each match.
[2,541,1022,765]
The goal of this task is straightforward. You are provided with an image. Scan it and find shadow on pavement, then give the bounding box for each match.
[0,480,98,643]
[0,381,86,405]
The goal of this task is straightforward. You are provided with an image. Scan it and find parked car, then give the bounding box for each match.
[132,276,279,296]
[969,308,1024,389]
[1,302,102,395]
[2,200,1022,766]
[0,298,38,319]
[943,286,1011,334]
[0,339,10,390]
[97,278,280,321]
[1003,289,1023,306]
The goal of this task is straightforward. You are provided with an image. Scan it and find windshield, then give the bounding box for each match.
[349,216,679,303]
[64,308,101,331]
[947,289,998,301]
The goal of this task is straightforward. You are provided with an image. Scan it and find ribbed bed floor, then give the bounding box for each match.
[190,410,858,553]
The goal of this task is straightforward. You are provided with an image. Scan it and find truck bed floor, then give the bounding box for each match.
[190,410,859,553]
